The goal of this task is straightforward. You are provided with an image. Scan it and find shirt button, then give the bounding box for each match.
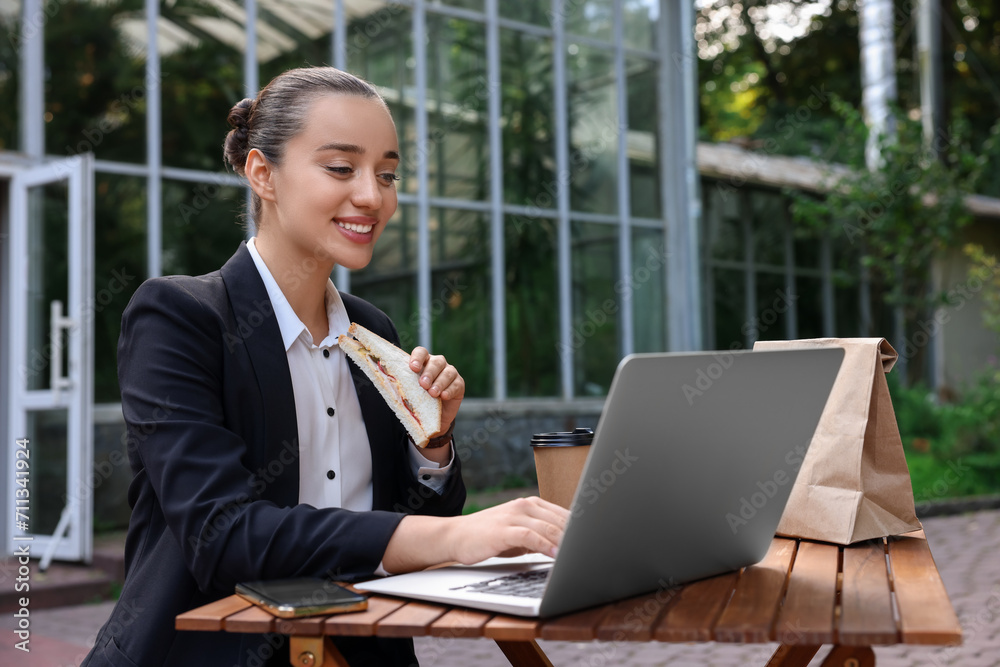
[327,470,336,480]
[327,407,335,417]
[323,349,330,358]
[422,474,431,481]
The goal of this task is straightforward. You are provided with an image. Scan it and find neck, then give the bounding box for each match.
[254,230,334,342]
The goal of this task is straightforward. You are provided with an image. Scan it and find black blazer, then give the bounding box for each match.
[83,243,465,667]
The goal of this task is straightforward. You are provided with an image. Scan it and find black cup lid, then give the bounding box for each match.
[530,427,594,447]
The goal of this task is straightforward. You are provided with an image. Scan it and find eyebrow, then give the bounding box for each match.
[316,142,400,161]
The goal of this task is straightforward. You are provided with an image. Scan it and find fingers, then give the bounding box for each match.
[500,497,569,558]
[409,348,465,400]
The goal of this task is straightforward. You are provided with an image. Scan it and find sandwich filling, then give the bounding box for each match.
[368,353,422,427]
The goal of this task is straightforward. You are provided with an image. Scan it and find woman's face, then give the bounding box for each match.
[265,94,400,271]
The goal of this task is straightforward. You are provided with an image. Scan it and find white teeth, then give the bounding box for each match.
[337,221,374,233]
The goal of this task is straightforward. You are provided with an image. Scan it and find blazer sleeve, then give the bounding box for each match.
[119,277,404,593]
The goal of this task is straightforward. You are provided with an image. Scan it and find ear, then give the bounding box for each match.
[244,148,277,203]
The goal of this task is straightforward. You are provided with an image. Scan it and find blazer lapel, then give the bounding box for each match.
[220,242,300,507]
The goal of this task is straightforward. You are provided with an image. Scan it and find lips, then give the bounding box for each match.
[337,221,374,233]
[334,216,377,239]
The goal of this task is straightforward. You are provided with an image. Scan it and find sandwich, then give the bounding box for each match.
[338,322,443,448]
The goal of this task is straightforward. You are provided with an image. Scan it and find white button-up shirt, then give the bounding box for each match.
[246,238,452,511]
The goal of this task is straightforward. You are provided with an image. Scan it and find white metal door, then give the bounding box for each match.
[6,155,94,564]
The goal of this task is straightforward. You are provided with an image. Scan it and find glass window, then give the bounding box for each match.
[430,208,491,397]
[44,0,147,162]
[627,57,660,218]
[25,181,69,392]
[501,28,556,208]
[565,0,614,43]
[94,174,147,402]
[430,0,483,12]
[835,280,862,337]
[711,268,747,349]
[350,204,418,348]
[702,181,743,262]
[796,276,824,339]
[751,191,786,268]
[500,0,550,27]
[632,226,667,352]
[623,0,658,51]
[159,0,244,171]
[347,5,416,194]
[161,179,246,277]
[567,43,617,214]
[506,214,558,397]
[426,15,488,201]
[571,221,618,396]
[0,2,19,150]
[753,271,790,342]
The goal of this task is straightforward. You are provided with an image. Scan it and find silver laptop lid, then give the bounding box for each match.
[539,347,843,617]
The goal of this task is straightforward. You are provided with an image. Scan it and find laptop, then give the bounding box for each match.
[357,347,844,617]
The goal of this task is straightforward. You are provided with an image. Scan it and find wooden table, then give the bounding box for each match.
[177,531,961,667]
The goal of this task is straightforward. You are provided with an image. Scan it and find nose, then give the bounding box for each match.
[351,170,383,211]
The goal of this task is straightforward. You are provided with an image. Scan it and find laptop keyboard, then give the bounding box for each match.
[451,568,551,598]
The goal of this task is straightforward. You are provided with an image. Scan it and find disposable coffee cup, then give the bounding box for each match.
[530,428,594,510]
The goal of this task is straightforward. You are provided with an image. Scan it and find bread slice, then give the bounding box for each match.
[338,322,443,447]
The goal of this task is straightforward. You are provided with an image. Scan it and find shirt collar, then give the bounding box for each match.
[246,237,350,351]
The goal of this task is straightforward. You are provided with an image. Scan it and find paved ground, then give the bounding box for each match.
[2,509,998,666]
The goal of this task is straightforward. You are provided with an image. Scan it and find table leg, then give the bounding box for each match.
[820,646,875,667]
[288,636,350,667]
[495,640,555,667]
[765,644,821,666]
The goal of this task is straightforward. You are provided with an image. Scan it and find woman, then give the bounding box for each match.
[83,67,567,667]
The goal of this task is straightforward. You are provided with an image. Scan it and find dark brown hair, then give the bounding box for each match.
[223,67,387,224]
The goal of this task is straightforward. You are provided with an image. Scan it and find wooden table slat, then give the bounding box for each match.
[888,535,963,645]
[175,596,252,631]
[374,600,449,638]
[654,571,739,642]
[538,604,611,641]
[275,614,326,637]
[428,608,494,638]
[774,541,840,645]
[839,539,898,645]
[483,615,542,641]
[322,596,407,637]
[223,604,277,634]
[713,537,797,643]
[595,586,681,642]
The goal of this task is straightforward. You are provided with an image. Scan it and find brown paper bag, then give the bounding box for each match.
[752,338,922,545]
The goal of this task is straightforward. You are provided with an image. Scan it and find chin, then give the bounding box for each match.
[338,254,375,272]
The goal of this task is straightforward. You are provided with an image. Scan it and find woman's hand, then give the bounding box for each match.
[409,347,464,428]
[381,497,570,573]
[448,497,570,565]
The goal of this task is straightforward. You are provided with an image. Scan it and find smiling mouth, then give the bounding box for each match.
[337,221,374,233]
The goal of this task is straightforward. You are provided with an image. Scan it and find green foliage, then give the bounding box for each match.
[891,373,1000,502]
[696,1,1000,196]
[964,243,1000,338]
[789,100,977,351]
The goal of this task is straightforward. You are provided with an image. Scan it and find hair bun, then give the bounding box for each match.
[223,98,255,174]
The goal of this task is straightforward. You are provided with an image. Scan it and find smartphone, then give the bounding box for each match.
[235,578,368,618]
